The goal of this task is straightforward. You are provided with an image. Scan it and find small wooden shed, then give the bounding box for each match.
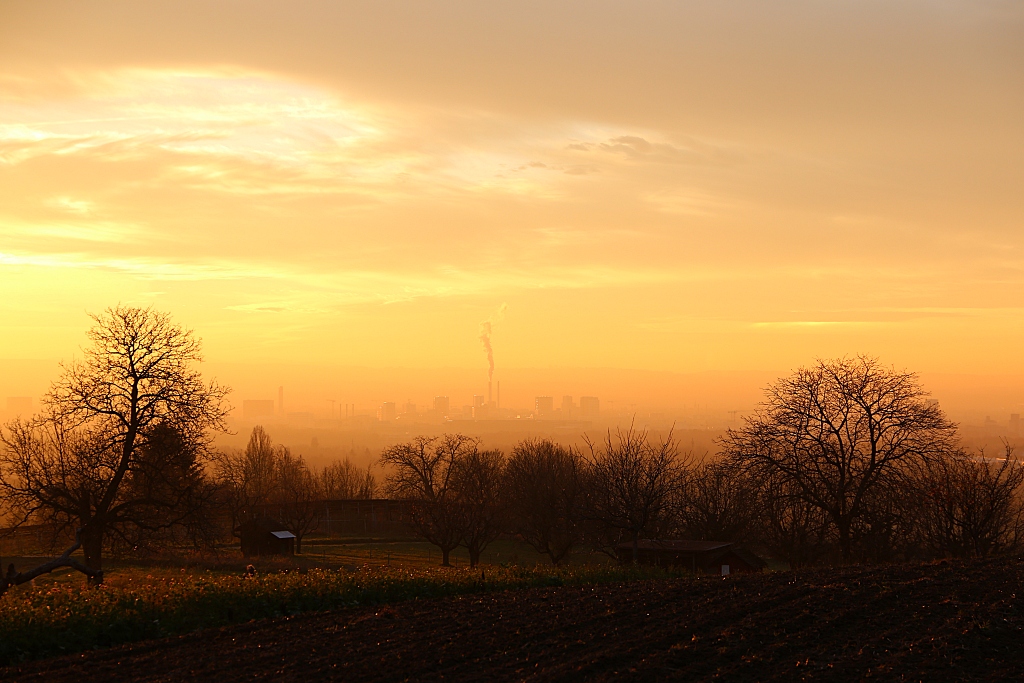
[616,539,766,574]
[240,519,296,558]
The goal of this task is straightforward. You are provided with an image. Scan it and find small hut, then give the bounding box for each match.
[616,539,765,574]
[240,519,296,558]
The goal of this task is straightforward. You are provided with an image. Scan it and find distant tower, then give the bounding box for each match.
[488,380,493,406]
[378,402,397,422]
[433,396,450,417]
[278,386,284,415]
[535,396,554,417]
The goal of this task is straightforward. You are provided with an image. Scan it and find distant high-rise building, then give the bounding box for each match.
[378,402,397,421]
[579,396,600,419]
[473,395,485,408]
[562,395,574,417]
[433,396,450,417]
[403,400,416,415]
[278,386,284,414]
[242,399,276,420]
[535,396,554,417]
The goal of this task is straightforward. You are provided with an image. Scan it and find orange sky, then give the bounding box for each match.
[2,2,1023,420]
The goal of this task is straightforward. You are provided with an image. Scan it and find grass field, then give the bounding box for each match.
[2,534,611,575]
[8,557,1024,682]
[0,536,647,666]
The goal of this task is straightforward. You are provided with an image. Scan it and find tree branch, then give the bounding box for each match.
[0,528,103,598]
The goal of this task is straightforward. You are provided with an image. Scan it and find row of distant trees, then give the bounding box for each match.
[1,306,1022,596]
[381,358,1024,568]
[217,426,375,553]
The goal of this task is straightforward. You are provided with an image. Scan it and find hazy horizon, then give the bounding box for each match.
[4,355,1024,430]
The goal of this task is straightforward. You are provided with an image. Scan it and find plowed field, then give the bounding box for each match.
[5,558,1023,681]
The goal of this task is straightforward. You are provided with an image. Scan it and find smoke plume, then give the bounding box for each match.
[479,303,507,381]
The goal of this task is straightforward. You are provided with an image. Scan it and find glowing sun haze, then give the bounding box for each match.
[1,1,1023,414]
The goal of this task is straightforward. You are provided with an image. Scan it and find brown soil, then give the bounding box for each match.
[5,558,1024,682]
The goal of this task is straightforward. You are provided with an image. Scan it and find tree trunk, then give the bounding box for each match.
[838,521,852,563]
[441,548,451,567]
[632,530,639,564]
[468,547,480,568]
[82,525,104,576]
[295,534,303,554]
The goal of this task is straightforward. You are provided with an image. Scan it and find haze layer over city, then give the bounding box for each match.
[3,2,1024,464]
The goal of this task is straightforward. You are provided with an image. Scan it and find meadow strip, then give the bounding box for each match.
[0,564,680,664]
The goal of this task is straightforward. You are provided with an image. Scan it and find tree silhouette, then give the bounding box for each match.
[721,356,957,562]
[0,306,229,595]
[505,439,584,565]
[584,425,684,562]
[381,435,476,566]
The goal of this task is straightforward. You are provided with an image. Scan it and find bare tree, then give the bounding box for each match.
[381,434,476,566]
[218,427,323,552]
[751,469,831,568]
[678,459,757,543]
[505,439,584,565]
[848,475,924,564]
[272,448,320,553]
[721,356,958,562]
[0,306,229,593]
[217,426,279,537]
[319,458,376,499]
[359,468,377,500]
[583,425,685,562]
[452,448,506,567]
[918,445,1024,558]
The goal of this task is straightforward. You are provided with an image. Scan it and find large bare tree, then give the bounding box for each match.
[452,448,506,567]
[505,439,584,565]
[380,434,476,566]
[583,425,685,562]
[721,356,957,562]
[0,306,229,595]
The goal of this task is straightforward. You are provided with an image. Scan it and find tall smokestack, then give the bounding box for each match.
[479,303,507,402]
[278,386,284,415]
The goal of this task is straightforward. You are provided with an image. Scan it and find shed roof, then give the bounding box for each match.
[270,530,296,539]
